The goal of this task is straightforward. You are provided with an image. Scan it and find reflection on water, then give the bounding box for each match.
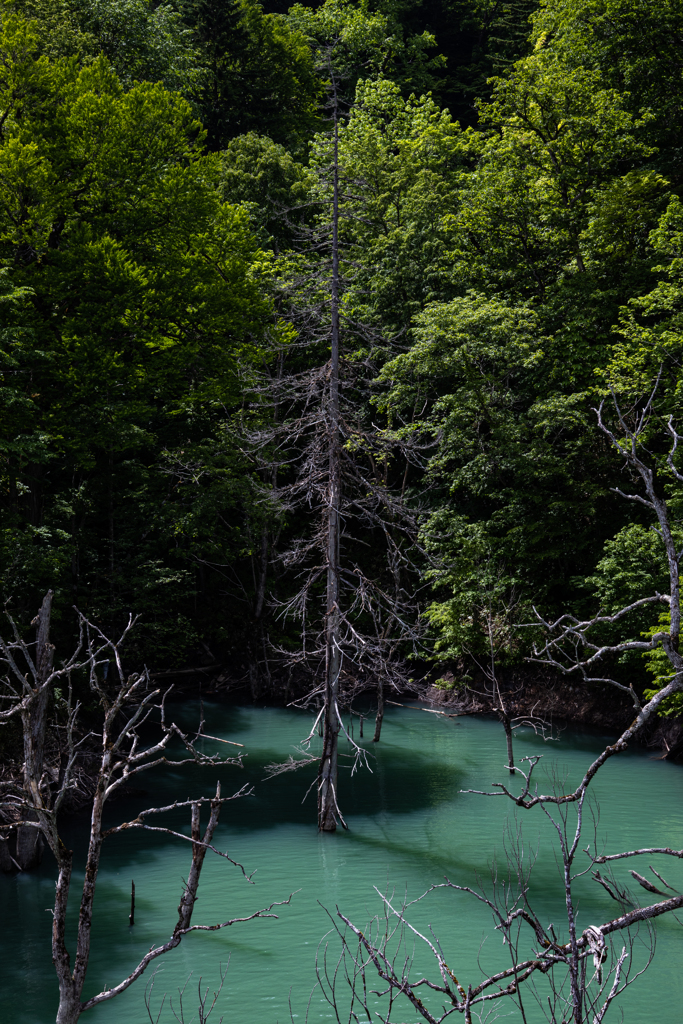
[1,704,682,1023]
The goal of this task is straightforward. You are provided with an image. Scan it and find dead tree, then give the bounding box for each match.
[304,384,683,1022]
[313,759,675,1024]
[463,578,554,775]
[318,55,343,832]
[527,381,683,728]
[481,585,519,773]
[0,599,290,1024]
[145,962,231,1024]
[251,53,428,831]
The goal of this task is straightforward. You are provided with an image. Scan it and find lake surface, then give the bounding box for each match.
[1,703,682,1023]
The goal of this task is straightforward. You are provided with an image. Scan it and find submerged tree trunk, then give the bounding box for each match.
[318,76,342,833]
[53,791,225,1024]
[249,525,270,700]
[17,590,54,869]
[503,714,514,775]
[495,681,515,776]
[373,674,384,743]
[53,852,77,1024]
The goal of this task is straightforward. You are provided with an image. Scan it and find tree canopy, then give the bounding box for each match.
[1,0,683,711]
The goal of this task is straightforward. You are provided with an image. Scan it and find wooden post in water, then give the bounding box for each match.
[129,880,135,926]
[373,675,384,742]
[359,715,363,738]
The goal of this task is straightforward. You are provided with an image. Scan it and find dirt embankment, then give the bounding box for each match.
[146,660,683,761]
[423,666,683,762]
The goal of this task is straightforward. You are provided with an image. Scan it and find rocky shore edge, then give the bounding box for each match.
[420,667,683,762]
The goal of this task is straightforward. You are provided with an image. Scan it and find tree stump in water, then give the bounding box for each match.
[0,837,14,872]
[15,825,44,870]
[0,828,43,871]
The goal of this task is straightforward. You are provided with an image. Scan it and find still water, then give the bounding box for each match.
[1,703,682,1023]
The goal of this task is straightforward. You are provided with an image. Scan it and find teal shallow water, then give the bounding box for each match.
[1,704,682,1023]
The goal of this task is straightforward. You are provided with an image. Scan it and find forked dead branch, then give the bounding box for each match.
[0,598,291,1024]
[309,385,683,1023]
[312,758,680,1024]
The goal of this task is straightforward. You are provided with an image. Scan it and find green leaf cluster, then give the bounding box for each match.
[0,15,271,661]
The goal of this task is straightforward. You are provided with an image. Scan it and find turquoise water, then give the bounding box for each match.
[1,703,682,1023]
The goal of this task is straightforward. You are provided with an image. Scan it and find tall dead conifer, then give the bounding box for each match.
[254,52,428,831]
[319,60,343,830]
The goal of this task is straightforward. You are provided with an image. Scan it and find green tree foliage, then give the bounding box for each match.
[5,0,203,93]
[0,15,270,660]
[360,0,683,671]
[530,0,683,175]
[219,132,308,249]
[7,0,324,149]
[642,613,683,716]
[336,78,468,338]
[288,0,444,97]
[178,0,321,150]
[379,0,539,121]
[2,0,683,717]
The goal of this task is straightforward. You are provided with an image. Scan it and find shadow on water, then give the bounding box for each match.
[61,700,642,878]
[62,700,467,845]
[3,703,683,1024]
[29,701,673,874]
[245,744,467,826]
[57,742,468,876]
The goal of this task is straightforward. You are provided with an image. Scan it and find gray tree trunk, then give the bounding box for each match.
[373,675,384,743]
[16,590,54,869]
[318,72,342,832]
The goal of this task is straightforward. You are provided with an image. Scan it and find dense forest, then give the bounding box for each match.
[2,0,683,721]
[4,4,683,1022]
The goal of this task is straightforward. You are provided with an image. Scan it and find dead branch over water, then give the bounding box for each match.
[303,385,683,1024]
[0,599,290,1024]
